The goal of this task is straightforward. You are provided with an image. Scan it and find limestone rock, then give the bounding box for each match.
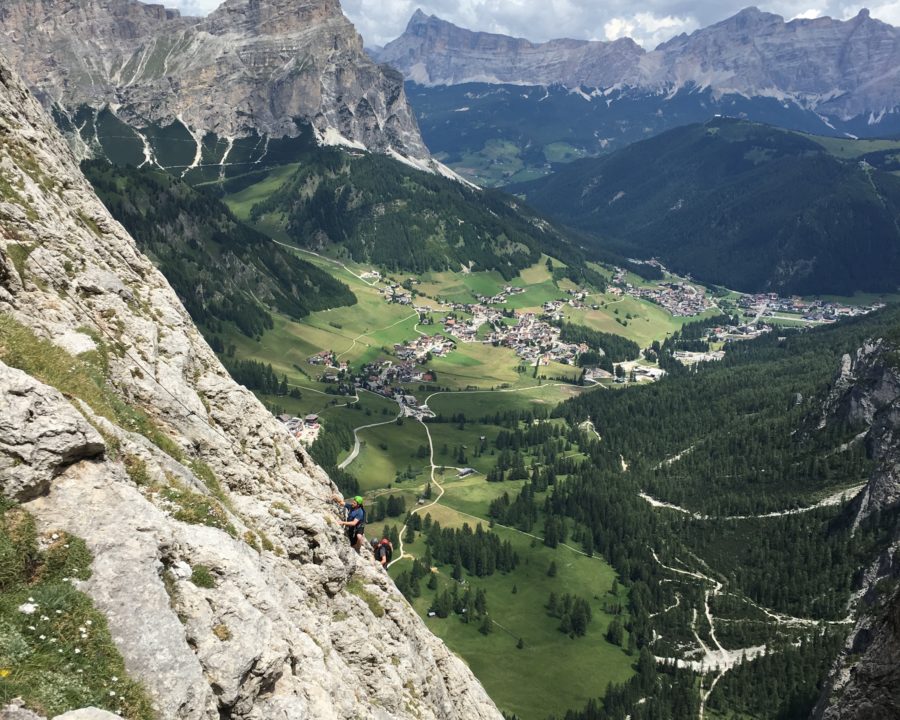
[0,703,46,720]
[815,340,900,719]
[0,0,427,158]
[53,710,126,720]
[0,362,105,502]
[0,49,500,720]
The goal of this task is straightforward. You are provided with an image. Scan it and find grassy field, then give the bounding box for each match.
[350,420,430,492]
[563,296,721,347]
[426,383,589,418]
[391,500,634,720]
[808,134,900,160]
[225,163,299,219]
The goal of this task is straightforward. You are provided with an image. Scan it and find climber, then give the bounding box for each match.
[372,536,393,568]
[333,494,366,552]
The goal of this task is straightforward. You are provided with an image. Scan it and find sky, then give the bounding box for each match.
[154,0,900,48]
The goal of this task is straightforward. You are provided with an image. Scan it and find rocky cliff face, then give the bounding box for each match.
[816,340,900,719]
[653,8,900,122]
[0,0,427,158]
[376,7,900,124]
[0,53,499,720]
[375,9,644,87]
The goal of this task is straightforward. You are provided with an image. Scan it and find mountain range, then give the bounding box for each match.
[374,8,900,184]
[376,7,900,125]
[0,49,500,719]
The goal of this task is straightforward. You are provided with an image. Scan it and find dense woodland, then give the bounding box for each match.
[516,119,900,294]
[412,305,900,719]
[557,322,641,362]
[247,147,595,279]
[83,162,356,337]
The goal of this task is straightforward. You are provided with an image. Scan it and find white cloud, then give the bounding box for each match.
[154,0,221,15]
[791,8,824,19]
[841,2,900,24]
[604,13,696,47]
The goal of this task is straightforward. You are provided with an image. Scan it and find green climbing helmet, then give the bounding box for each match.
[354,495,364,505]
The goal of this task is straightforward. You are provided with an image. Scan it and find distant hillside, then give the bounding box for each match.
[515,119,900,295]
[242,147,591,280]
[84,162,356,338]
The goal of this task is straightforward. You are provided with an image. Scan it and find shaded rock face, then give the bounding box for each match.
[0,0,427,156]
[0,53,499,720]
[822,341,900,523]
[820,582,900,720]
[815,340,900,719]
[0,363,105,502]
[376,8,900,121]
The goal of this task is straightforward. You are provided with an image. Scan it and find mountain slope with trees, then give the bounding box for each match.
[83,161,356,338]
[515,119,900,295]
[244,146,593,280]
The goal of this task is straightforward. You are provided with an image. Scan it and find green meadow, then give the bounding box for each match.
[390,500,635,720]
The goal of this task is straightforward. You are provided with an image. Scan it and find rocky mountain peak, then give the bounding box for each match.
[374,12,645,87]
[0,0,428,160]
[204,0,346,36]
[0,51,499,720]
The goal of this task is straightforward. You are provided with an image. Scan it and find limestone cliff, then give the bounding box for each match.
[0,52,498,720]
[0,0,428,159]
[815,340,900,719]
[376,8,900,124]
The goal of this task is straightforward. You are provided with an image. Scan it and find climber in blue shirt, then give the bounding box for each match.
[333,494,366,552]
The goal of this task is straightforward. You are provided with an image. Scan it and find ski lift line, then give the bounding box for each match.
[22,238,337,512]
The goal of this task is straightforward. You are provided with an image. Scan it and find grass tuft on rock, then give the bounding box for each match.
[160,481,236,537]
[0,503,155,719]
[189,564,216,589]
[346,578,385,618]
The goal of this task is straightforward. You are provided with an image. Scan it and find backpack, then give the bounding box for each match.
[378,540,393,563]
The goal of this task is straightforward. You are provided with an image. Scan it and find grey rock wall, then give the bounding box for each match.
[0,0,427,157]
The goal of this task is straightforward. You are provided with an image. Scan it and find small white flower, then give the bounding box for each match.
[74,648,81,654]
[63,544,70,548]
[109,691,116,697]
[111,676,118,682]
[78,626,86,632]
[51,533,59,540]
[58,649,63,653]
[85,620,92,626]
[27,597,35,602]
[49,638,57,643]
[55,610,62,615]
[27,626,35,631]
[77,669,83,674]
[17,602,37,615]
[39,634,46,640]
[40,615,50,621]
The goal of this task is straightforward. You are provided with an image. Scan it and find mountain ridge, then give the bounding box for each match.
[374,7,900,126]
[514,118,900,295]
